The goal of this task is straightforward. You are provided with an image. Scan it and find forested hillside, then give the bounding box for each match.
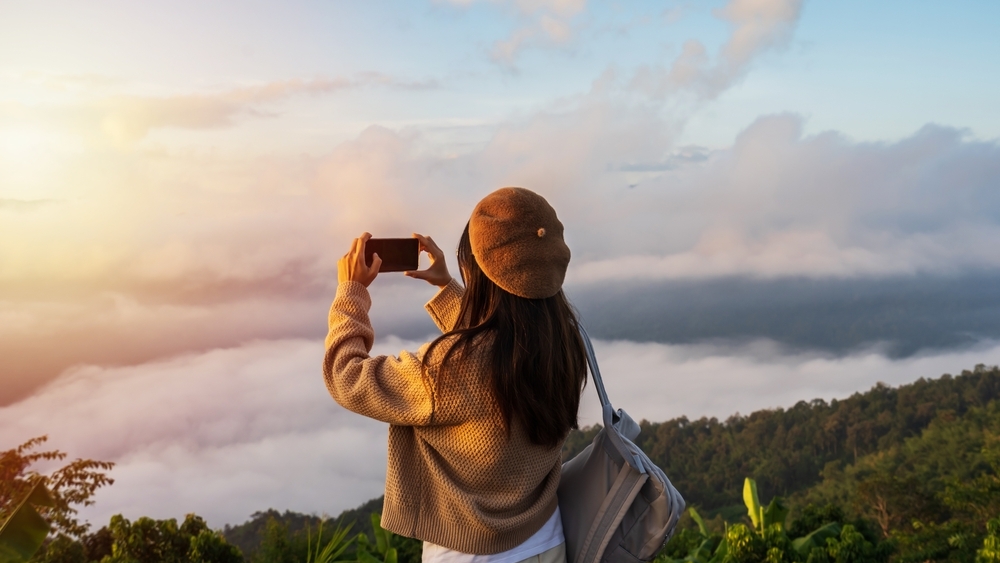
[563,363,1000,514]
[221,497,386,562]
[222,364,1000,562]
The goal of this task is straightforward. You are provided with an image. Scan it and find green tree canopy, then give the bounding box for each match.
[1,437,114,540]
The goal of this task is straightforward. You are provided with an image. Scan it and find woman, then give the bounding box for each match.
[324,187,588,563]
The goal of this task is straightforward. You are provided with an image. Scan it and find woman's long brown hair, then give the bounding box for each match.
[423,222,588,448]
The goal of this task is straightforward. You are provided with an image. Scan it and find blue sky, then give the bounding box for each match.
[4,0,998,153]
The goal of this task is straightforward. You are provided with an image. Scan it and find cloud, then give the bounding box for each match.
[0,198,56,211]
[15,71,122,93]
[96,79,356,144]
[5,99,1000,404]
[579,338,1000,426]
[2,335,995,528]
[442,0,587,67]
[0,74,439,145]
[514,0,587,16]
[563,115,1000,281]
[0,137,449,404]
[491,27,540,66]
[717,0,802,69]
[631,0,803,100]
[440,0,585,17]
[0,337,421,527]
[0,294,336,407]
[569,272,1000,357]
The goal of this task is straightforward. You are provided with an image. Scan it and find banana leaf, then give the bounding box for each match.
[763,497,789,531]
[372,514,391,555]
[689,507,709,538]
[0,482,55,563]
[791,522,841,555]
[358,549,384,563]
[706,536,728,563]
[742,478,762,531]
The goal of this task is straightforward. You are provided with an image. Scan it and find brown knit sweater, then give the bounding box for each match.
[323,279,563,554]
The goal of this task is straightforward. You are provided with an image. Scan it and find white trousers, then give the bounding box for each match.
[512,543,566,563]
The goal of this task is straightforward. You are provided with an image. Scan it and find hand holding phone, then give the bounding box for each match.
[338,232,382,288]
[404,233,453,288]
[341,233,451,288]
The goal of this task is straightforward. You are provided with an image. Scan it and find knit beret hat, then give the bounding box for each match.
[469,187,570,299]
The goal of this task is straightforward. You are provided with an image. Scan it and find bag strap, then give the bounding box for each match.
[577,324,612,410]
[578,323,646,469]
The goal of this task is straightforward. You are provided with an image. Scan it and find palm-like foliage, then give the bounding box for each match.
[305,518,355,563]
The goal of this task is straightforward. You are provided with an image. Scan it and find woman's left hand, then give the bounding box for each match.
[338,232,381,287]
[405,233,452,288]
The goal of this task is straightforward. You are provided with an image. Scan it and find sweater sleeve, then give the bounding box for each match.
[425,278,465,333]
[323,281,434,426]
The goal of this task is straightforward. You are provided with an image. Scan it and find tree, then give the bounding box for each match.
[251,517,296,563]
[853,473,943,538]
[102,514,242,563]
[1,437,114,539]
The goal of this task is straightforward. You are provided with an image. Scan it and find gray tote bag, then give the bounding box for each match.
[558,325,685,563]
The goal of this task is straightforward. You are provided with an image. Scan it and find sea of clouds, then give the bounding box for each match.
[2,333,998,528]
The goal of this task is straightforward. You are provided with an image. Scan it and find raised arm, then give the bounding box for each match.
[323,281,435,426]
[323,233,434,425]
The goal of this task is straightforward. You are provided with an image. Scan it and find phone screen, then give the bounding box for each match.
[365,238,419,272]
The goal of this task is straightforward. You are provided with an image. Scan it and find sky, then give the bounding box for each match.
[1,0,1000,530]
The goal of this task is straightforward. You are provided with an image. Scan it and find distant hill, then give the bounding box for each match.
[618,363,1000,515]
[222,497,384,560]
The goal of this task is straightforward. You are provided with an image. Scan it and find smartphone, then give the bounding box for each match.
[365,238,419,272]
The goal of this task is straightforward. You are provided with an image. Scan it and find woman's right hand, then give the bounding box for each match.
[405,233,453,288]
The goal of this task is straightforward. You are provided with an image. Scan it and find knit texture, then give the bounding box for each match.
[323,279,563,554]
[469,187,570,299]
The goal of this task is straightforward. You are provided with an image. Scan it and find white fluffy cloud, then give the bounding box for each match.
[631,0,803,100]
[580,339,1000,426]
[565,115,1000,281]
[0,337,428,527]
[2,335,995,528]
